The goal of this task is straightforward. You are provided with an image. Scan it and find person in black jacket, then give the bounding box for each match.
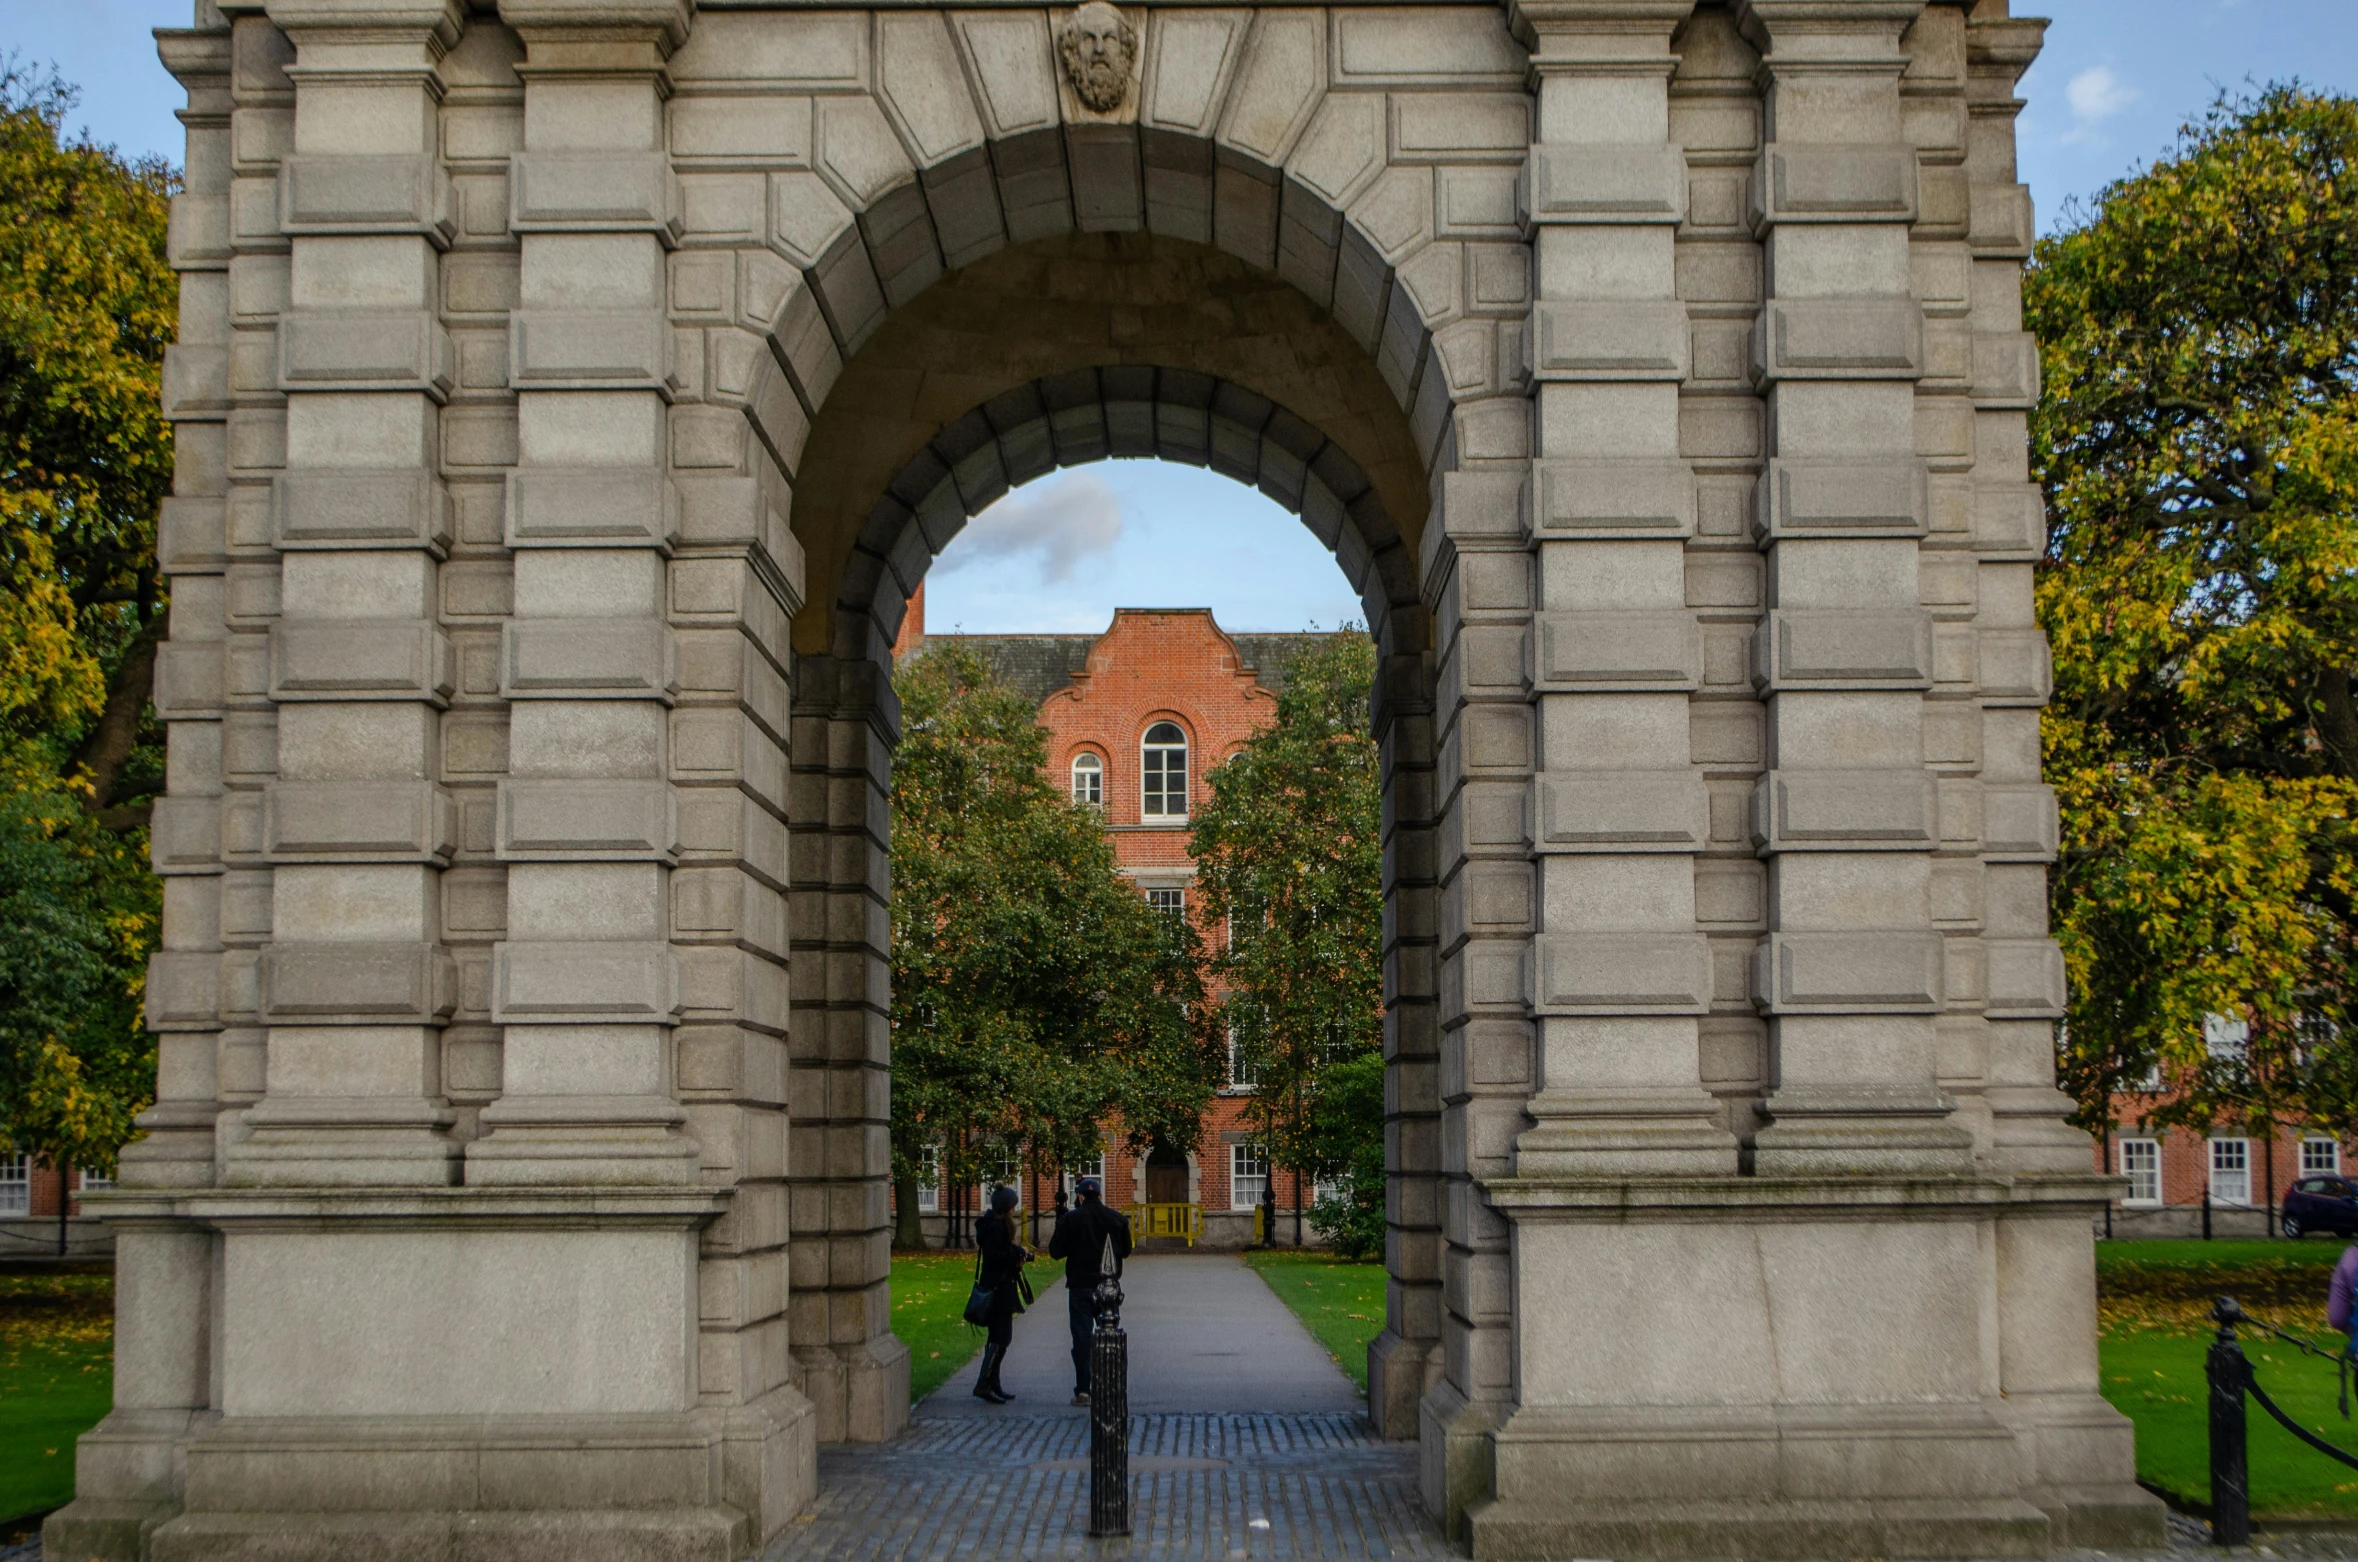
[1046,1175,1132,1406]
[972,1184,1028,1404]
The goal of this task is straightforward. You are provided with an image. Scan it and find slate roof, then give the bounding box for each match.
[917,626,1352,706]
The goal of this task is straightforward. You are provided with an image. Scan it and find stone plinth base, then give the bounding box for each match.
[1461,1175,2165,1560]
[51,1189,817,1562]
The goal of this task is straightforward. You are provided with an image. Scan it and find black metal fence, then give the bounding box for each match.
[2205,1295,2358,1544]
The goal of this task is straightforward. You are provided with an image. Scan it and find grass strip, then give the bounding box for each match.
[1241,1248,1386,1394]
[1,1268,114,1528]
[891,1250,990,1405]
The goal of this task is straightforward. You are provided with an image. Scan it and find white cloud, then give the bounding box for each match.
[2066,64,2137,125]
[938,471,1127,584]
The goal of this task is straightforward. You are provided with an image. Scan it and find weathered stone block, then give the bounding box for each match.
[501,619,677,702]
[492,940,681,1024]
[1981,783,2059,862]
[1534,769,1707,851]
[1748,143,1917,230]
[510,152,680,240]
[497,779,678,861]
[1752,610,1932,690]
[1751,299,1925,381]
[1984,937,2066,1018]
[278,311,453,398]
[269,620,454,705]
[147,951,223,1030]
[1753,459,1927,539]
[271,470,451,555]
[1532,933,1711,1015]
[263,781,457,863]
[279,154,451,245]
[1534,459,1692,537]
[260,942,456,1023]
[1750,770,1937,853]
[1531,300,1689,381]
[505,470,678,550]
[1521,144,1684,225]
[1752,930,1942,1014]
[1977,628,2053,705]
[1533,611,1700,691]
[510,312,679,394]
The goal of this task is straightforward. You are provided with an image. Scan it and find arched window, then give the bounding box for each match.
[1070,752,1102,805]
[1141,721,1188,818]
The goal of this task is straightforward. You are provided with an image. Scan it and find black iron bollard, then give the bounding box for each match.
[1088,1242,1130,1538]
[2208,1296,2252,1546]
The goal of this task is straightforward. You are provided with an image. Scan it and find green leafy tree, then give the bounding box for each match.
[1189,632,1383,1245]
[2029,85,2358,1155]
[0,65,175,1177]
[888,644,1217,1246]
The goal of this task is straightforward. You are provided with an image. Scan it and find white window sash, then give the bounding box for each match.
[2118,1139,2161,1206]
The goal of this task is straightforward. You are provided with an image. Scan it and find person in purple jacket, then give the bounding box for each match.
[2329,1242,2358,1345]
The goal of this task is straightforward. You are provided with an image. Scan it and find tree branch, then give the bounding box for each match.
[63,620,161,810]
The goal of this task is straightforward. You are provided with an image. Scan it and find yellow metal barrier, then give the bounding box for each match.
[1124,1202,1201,1248]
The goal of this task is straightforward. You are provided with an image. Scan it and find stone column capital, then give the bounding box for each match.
[1734,0,1920,62]
[1507,0,1694,67]
[155,27,234,122]
[262,0,465,49]
[496,0,693,56]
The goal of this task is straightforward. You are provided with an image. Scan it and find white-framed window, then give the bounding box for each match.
[1312,1173,1346,1206]
[2304,1137,2344,1176]
[1141,722,1188,818]
[916,1144,940,1213]
[2210,1138,2252,1207]
[1146,886,1185,918]
[1070,752,1103,805]
[78,1169,112,1191]
[2137,1062,2165,1092]
[1225,1022,1260,1092]
[981,1145,1018,1191]
[0,1150,28,1217]
[2205,1013,2251,1062]
[1072,1148,1104,1184]
[1230,1142,1269,1212]
[2118,1138,2161,1206]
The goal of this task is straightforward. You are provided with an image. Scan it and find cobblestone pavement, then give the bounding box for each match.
[761,1412,1454,1561]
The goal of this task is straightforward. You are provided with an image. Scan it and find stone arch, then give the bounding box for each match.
[669,10,1534,1453]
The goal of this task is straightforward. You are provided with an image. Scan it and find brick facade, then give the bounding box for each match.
[893,586,1335,1241]
[2092,1108,2357,1237]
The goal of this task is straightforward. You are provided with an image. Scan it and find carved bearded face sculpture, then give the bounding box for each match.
[1057,2,1138,115]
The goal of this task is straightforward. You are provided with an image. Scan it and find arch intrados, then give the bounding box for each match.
[765,230,1456,663]
[836,368,1428,681]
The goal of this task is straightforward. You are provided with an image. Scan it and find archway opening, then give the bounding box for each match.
[772,232,1453,1446]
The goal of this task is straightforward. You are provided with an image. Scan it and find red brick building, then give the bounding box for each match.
[2093,1017,2358,1237]
[893,584,1343,1246]
[0,1154,115,1258]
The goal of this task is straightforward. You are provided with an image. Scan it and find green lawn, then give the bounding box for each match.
[1,1268,114,1529]
[1242,1249,1386,1394]
[890,1250,988,1404]
[2096,1237,2358,1519]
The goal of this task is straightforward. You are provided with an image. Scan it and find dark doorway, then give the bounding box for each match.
[1144,1145,1189,1206]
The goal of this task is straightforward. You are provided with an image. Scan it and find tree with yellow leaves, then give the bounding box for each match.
[2030,86,2358,1163]
[0,63,176,1180]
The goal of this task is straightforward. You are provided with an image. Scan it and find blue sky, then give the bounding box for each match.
[11,0,2355,633]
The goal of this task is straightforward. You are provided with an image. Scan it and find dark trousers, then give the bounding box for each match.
[1068,1284,1095,1393]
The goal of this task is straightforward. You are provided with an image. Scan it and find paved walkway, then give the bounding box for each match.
[761,1413,1448,1560]
[923,1254,1363,1417]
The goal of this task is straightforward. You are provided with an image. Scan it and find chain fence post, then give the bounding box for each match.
[1088,1235,1130,1538]
[2210,1296,2252,1546]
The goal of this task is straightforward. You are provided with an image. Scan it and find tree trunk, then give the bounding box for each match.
[65,625,160,815]
[894,1174,926,1250]
[2319,668,2358,780]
